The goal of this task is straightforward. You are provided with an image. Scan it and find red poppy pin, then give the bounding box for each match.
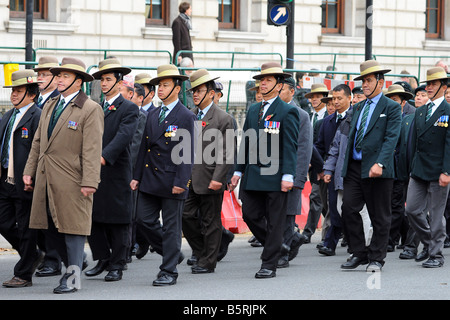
[202,121,209,127]
[108,105,117,111]
[265,114,273,121]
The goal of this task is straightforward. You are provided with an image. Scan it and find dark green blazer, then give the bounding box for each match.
[341,94,402,179]
[236,96,300,192]
[410,99,450,181]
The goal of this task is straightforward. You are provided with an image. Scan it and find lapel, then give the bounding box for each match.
[46,99,75,147]
[201,104,216,133]
[151,101,181,143]
[259,97,279,129]
[417,100,446,136]
[103,94,124,119]
[15,104,36,131]
[365,95,386,136]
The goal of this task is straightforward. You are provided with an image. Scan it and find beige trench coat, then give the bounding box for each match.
[23,91,104,235]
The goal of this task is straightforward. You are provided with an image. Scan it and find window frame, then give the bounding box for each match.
[425,0,444,39]
[9,0,47,20]
[321,0,344,34]
[145,0,170,26]
[218,0,239,30]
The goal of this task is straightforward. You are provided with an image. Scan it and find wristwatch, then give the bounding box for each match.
[377,163,384,168]
[443,172,450,176]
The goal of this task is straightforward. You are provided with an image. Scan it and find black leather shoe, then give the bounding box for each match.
[341,256,368,269]
[280,243,290,256]
[53,273,77,294]
[187,255,197,266]
[318,246,335,256]
[135,245,149,259]
[366,261,383,272]
[191,266,214,274]
[35,266,62,277]
[288,232,308,261]
[153,273,177,286]
[422,258,443,268]
[277,255,289,268]
[415,249,429,262]
[85,259,109,277]
[217,229,234,262]
[104,269,123,281]
[255,268,276,279]
[399,249,416,260]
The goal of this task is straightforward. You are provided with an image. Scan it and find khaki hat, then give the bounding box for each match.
[320,91,333,104]
[420,67,449,83]
[149,64,189,86]
[33,56,59,71]
[353,60,391,81]
[188,69,219,91]
[305,83,329,99]
[135,73,153,85]
[253,62,291,80]
[385,84,414,100]
[50,57,94,82]
[3,69,42,88]
[249,80,260,92]
[92,58,132,80]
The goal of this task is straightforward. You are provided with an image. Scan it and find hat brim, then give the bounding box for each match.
[419,75,450,83]
[305,90,329,99]
[3,81,43,88]
[149,75,189,86]
[253,72,292,80]
[50,67,94,82]
[385,91,414,100]
[188,76,220,91]
[353,69,391,81]
[92,67,132,80]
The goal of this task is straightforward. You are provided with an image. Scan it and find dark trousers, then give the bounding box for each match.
[389,179,409,247]
[303,180,328,239]
[182,187,224,270]
[241,189,288,271]
[342,160,393,263]
[136,191,185,275]
[88,222,130,271]
[0,172,37,281]
[323,183,342,250]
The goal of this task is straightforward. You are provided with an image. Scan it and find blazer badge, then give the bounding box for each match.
[21,127,28,139]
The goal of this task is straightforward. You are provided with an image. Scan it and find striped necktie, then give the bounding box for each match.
[103,101,110,112]
[37,96,43,107]
[1,109,20,168]
[51,98,65,127]
[355,100,372,152]
[159,106,168,124]
[197,110,203,120]
[426,101,434,121]
[258,101,269,123]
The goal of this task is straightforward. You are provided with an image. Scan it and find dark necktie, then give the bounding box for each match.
[355,100,372,152]
[37,96,43,107]
[1,109,20,168]
[103,101,110,112]
[258,101,269,123]
[159,106,168,124]
[426,101,434,121]
[197,110,203,120]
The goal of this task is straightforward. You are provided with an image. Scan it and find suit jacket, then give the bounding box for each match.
[134,100,196,200]
[171,15,193,64]
[0,104,41,200]
[191,103,235,194]
[396,113,415,181]
[410,99,450,181]
[315,109,350,160]
[341,94,402,179]
[402,101,416,116]
[24,91,104,235]
[93,94,139,224]
[236,96,300,192]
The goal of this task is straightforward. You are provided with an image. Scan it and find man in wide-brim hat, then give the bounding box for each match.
[404,66,450,269]
[385,84,416,115]
[230,62,300,279]
[33,56,60,109]
[182,68,235,274]
[131,63,196,286]
[135,73,156,112]
[1,69,42,288]
[24,56,104,294]
[340,59,402,272]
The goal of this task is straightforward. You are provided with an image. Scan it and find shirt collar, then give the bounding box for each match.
[426,95,445,107]
[60,90,80,107]
[199,102,213,117]
[367,92,383,105]
[162,98,179,111]
[106,93,121,106]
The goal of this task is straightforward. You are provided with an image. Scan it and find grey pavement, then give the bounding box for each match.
[0,232,449,301]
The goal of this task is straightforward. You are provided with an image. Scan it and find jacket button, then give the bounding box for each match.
[148,149,150,152]
[155,167,158,171]
[145,164,148,167]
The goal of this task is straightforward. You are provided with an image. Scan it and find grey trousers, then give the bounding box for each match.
[405,177,450,262]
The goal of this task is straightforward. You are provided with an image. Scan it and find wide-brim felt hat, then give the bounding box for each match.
[149,64,189,86]
[353,60,391,81]
[92,58,132,79]
[135,73,153,85]
[253,62,291,80]
[50,57,94,82]
[420,67,449,83]
[3,69,43,88]
[33,56,59,71]
[305,83,329,98]
[249,80,260,92]
[321,91,333,103]
[385,84,414,100]
[188,69,219,91]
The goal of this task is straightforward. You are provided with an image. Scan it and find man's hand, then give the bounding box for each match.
[439,173,450,187]
[229,175,240,191]
[281,180,294,192]
[23,175,34,192]
[208,180,223,191]
[317,171,324,181]
[323,174,332,184]
[101,157,106,166]
[130,179,139,191]
[81,187,96,197]
[172,186,185,194]
[369,163,383,178]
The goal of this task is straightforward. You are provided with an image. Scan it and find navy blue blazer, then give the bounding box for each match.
[0,104,41,200]
[315,108,350,160]
[134,101,196,200]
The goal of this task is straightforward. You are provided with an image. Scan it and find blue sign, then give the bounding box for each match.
[269,4,290,25]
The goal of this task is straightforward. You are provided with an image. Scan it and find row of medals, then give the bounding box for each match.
[435,115,449,127]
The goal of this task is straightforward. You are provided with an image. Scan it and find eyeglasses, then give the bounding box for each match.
[192,89,207,95]
[37,72,53,78]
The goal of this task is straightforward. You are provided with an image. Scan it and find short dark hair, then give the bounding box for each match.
[205,80,216,92]
[179,2,191,13]
[25,84,40,103]
[333,84,351,97]
[134,83,145,98]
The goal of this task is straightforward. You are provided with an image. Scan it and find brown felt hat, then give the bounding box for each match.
[50,57,94,82]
